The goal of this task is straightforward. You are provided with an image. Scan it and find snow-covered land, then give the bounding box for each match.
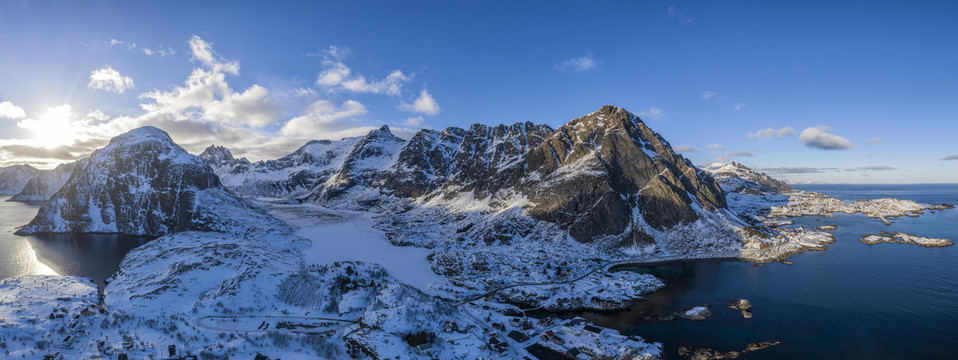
[201,138,359,199]
[859,232,953,247]
[768,191,953,222]
[0,164,39,195]
[16,127,294,238]
[8,160,84,202]
[2,110,954,359]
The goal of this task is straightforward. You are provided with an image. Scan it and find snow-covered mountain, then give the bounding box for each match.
[16,126,293,237]
[8,160,85,202]
[305,106,728,248]
[703,161,793,195]
[0,164,39,195]
[308,125,407,201]
[207,106,730,249]
[200,138,357,198]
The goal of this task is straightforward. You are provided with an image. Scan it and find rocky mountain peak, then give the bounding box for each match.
[704,161,792,195]
[17,127,291,237]
[199,145,236,165]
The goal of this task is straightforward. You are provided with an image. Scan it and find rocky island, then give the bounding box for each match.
[860,232,953,247]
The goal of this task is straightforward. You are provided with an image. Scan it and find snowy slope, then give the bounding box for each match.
[201,138,358,198]
[307,125,407,201]
[703,161,793,195]
[16,126,293,238]
[304,106,730,253]
[8,160,85,202]
[0,164,39,195]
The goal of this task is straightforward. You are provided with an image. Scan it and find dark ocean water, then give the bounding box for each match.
[571,184,958,359]
[0,196,148,286]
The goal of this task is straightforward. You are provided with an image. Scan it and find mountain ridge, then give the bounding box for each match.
[16,126,293,238]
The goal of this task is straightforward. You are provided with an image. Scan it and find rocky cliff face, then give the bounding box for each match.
[0,164,40,195]
[299,105,728,246]
[201,138,355,198]
[307,126,406,201]
[518,106,726,243]
[704,161,793,195]
[16,126,292,237]
[9,160,85,202]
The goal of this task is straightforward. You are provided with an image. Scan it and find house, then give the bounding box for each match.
[507,330,529,343]
[583,325,603,334]
[167,344,178,358]
[60,335,75,347]
[566,347,581,358]
[117,354,129,360]
[413,343,434,355]
[254,354,269,360]
[540,330,556,342]
[42,353,63,360]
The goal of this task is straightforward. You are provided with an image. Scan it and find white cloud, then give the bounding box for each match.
[88,66,135,94]
[941,154,958,161]
[294,87,318,97]
[399,89,441,116]
[715,150,755,161]
[142,46,175,56]
[316,46,409,96]
[138,67,280,128]
[555,54,599,72]
[749,126,796,140]
[638,106,665,121]
[135,36,279,128]
[673,145,698,153]
[845,166,895,171]
[702,90,719,100]
[867,137,882,145]
[667,6,694,23]
[189,35,239,75]
[733,102,746,111]
[404,116,424,127]
[0,101,26,119]
[280,99,368,137]
[707,144,726,150]
[799,125,853,150]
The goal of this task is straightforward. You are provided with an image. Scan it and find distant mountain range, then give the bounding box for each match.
[205,105,728,246]
[7,105,804,253]
[703,161,794,195]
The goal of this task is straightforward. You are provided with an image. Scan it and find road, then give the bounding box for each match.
[194,315,357,334]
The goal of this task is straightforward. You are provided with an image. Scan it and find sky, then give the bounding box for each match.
[0,1,956,183]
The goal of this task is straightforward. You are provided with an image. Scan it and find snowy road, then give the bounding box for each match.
[194,315,357,334]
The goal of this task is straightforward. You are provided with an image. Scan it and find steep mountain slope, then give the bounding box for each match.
[307,125,407,201]
[8,160,85,202]
[201,138,357,198]
[16,126,292,237]
[704,161,793,195]
[304,105,727,247]
[0,164,39,195]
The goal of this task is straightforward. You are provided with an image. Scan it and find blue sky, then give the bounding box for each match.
[0,1,956,183]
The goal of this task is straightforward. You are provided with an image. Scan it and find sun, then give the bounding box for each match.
[22,104,78,149]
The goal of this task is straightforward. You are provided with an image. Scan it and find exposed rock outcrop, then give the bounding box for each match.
[16,126,292,238]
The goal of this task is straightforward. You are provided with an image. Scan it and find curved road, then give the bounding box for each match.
[453,254,738,307]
